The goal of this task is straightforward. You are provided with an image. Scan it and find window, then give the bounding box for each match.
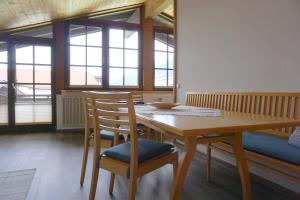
[68,24,140,88]
[154,32,174,88]
[0,41,8,124]
[15,44,52,123]
[69,25,103,86]
[109,28,139,87]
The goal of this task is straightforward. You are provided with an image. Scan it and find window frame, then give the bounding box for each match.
[0,41,9,125]
[153,28,174,90]
[65,19,142,90]
[67,23,104,88]
[108,27,141,88]
[0,35,56,130]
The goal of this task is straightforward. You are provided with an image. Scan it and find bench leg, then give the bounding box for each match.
[206,143,211,182]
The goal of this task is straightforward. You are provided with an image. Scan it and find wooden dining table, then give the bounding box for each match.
[135,105,300,200]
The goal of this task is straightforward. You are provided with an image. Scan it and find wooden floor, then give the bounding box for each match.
[0,132,299,200]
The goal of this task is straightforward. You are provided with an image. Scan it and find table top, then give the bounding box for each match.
[136,106,300,137]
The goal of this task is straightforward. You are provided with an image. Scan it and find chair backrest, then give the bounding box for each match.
[130,91,143,102]
[81,91,95,130]
[85,91,139,167]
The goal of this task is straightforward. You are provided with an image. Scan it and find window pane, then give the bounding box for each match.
[15,84,33,102]
[0,64,7,82]
[0,50,7,63]
[168,52,174,69]
[16,65,33,83]
[125,50,138,68]
[87,26,102,46]
[155,33,168,51]
[0,84,8,124]
[0,42,7,62]
[155,70,167,87]
[35,65,51,84]
[15,84,51,124]
[125,69,138,86]
[168,70,174,86]
[70,66,85,85]
[125,31,138,49]
[155,52,167,68]
[109,29,124,48]
[70,25,86,45]
[35,85,51,102]
[87,47,102,66]
[16,45,33,64]
[70,46,86,65]
[35,46,51,64]
[168,34,174,52]
[87,67,102,85]
[109,48,123,67]
[109,68,123,86]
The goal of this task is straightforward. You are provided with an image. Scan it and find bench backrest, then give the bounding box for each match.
[186,92,300,137]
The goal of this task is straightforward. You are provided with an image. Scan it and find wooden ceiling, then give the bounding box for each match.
[0,0,174,32]
[163,4,174,17]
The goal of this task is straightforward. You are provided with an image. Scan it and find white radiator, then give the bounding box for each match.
[56,92,84,130]
[56,91,173,130]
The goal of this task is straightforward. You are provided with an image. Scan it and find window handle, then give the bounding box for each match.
[11,83,17,90]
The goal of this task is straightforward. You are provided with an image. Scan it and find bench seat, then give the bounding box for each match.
[242,131,300,166]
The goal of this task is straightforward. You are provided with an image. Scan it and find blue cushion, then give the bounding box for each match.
[100,130,125,141]
[102,138,174,163]
[243,131,300,166]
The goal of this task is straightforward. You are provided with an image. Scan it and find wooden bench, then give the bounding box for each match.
[185,92,300,185]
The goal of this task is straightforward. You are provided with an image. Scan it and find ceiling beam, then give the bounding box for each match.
[144,0,173,19]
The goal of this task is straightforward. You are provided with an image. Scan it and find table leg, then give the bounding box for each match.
[231,133,252,200]
[170,137,197,200]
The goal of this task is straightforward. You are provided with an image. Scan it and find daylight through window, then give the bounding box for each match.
[154,32,174,88]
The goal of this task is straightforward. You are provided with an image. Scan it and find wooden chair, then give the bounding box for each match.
[129,91,163,141]
[130,91,144,103]
[80,91,126,186]
[88,91,178,200]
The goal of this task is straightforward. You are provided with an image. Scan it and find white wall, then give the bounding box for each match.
[177,0,300,102]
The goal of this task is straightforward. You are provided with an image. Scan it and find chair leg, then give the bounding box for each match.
[89,134,101,200]
[80,130,90,186]
[128,174,138,200]
[206,143,211,182]
[109,173,115,194]
[89,162,100,200]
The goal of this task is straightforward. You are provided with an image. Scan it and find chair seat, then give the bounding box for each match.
[100,130,125,141]
[102,138,174,164]
[243,131,300,166]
